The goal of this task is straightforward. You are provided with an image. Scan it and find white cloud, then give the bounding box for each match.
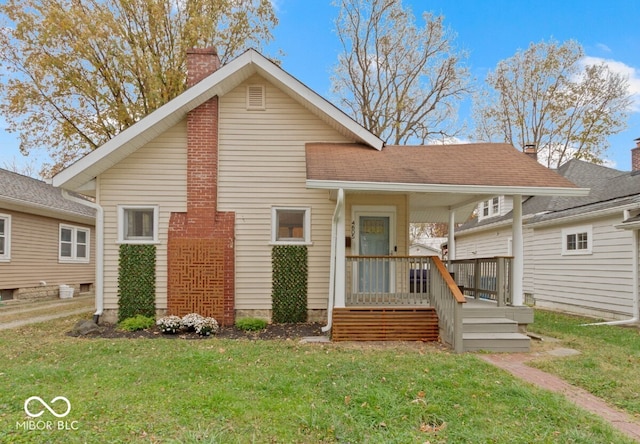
[595,43,611,53]
[581,56,640,112]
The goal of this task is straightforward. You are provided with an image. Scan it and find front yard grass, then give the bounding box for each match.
[0,315,635,443]
[528,309,640,416]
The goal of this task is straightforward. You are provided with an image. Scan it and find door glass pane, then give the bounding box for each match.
[358,216,390,293]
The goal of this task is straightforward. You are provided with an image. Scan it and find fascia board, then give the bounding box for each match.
[306,180,591,197]
[529,202,640,228]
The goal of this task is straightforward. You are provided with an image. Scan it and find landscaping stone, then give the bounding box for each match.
[70,319,102,336]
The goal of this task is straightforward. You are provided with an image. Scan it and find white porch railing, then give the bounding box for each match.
[344,256,432,306]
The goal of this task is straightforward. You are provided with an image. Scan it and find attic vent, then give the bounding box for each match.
[246,84,265,110]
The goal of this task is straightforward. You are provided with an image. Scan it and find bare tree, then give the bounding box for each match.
[0,0,277,177]
[474,40,632,168]
[332,0,471,145]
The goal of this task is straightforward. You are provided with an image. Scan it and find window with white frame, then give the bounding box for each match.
[59,224,90,262]
[479,197,501,220]
[118,206,159,243]
[0,214,10,261]
[271,207,311,244]
[561,225,592,255]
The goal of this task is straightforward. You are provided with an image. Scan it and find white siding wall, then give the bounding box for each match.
[98,121,188,311]
[217,75,351,310]
[532,214,635,319]
[455,227,512,258]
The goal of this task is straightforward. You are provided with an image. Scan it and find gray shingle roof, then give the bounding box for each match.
[457,159,640,231]
[0,168,95,219]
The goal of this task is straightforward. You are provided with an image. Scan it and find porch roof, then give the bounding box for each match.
[305,142,589,223]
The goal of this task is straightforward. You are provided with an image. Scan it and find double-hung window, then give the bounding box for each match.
[0,214,10,261]
[561,225,592,255]
[271,207,311,244]
[479,197,500,220]
[118,205,159,243]
[59,224,90,262]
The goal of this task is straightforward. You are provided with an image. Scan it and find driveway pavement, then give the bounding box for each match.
[0,294,94,330]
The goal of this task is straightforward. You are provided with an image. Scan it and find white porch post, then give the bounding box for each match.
[448,209,456,271]
[334,189,346,308]
[512,194,524,306]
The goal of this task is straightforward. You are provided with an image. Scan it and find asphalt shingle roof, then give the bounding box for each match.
[0,168,95,219]
[457,158,640,231]
[306,142,579,189]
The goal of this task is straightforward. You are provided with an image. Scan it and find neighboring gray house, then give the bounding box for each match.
[455,145,640,321]
[0,169,95,301]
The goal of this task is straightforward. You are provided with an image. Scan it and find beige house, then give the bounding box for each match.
[53,49,588,351]
[0,169,95,301]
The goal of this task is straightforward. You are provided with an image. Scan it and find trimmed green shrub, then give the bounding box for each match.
[271,245,307,323]
[118,315,155,331]
[235,317,268,331]
[118,244,156,322]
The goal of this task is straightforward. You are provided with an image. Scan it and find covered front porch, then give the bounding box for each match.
[305,142,589,352]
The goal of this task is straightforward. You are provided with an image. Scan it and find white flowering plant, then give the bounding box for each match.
[194,317,219,336]
[156,315,182,334]
[181,313,204,332]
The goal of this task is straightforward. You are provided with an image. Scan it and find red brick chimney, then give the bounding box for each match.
[168,47,235,326]
[186,47,221,88]
[523,143,538,161]
[632,138,640,172]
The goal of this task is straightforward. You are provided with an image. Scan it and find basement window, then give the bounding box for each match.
[246,84,266,110]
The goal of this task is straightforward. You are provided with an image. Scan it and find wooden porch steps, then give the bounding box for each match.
[331,307,439,342]
[462,317,530,352]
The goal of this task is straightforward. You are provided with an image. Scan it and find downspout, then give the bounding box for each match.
[322,188,344,333]
[62,190,104,323]
[583,222,639,326]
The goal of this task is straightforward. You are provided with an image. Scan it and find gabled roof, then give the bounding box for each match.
[0,168,95,223]
[456,158,640,232]
[53,49,384,191]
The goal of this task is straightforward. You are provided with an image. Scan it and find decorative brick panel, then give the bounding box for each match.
[168,238,231,323]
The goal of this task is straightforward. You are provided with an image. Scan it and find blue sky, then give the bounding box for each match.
[2,0,640,173]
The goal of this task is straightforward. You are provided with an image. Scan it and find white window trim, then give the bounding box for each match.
[59,224,90,263]
[561,225,592,255]
[478,196,501,221]
[117,205,160,244]
[270,206,312,245]
[0,213,11,262]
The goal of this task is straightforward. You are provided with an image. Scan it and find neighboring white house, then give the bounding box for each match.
[455,145,640,321]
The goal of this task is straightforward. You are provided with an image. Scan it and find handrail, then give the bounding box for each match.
[432,256,466,303]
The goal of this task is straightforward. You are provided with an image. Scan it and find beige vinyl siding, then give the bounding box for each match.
[0,209,94,289]
[532,215,635,318]
[98,121,187,311]
[217,75,351,311]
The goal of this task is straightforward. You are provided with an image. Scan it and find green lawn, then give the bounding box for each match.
[0,315,635,443]
[528,309,640,416]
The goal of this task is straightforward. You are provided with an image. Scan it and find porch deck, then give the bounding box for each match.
[333,256,531,352]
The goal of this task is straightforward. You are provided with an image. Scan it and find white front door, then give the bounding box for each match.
[353,206,396,293]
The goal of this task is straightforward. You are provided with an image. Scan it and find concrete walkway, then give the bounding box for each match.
[481,352,640,443]
[0,294,94,330]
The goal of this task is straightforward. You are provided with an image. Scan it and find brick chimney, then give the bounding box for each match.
[632,138,640,172]
[523,143,538,161]
[186,47,221,88]
[168,47,235,326]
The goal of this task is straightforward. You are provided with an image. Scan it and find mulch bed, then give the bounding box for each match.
[70,322,326,340]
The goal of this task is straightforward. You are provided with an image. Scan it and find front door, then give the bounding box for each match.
[353,207,396,293]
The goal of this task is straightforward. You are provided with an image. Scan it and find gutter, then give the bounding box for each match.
[322,188,344,333]
[61,190,104,323]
